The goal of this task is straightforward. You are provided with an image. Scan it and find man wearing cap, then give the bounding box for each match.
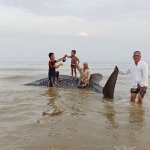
[115,51,148,104]
[76,62,91,88]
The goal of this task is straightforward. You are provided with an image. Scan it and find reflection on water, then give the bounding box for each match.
[128,105,145,142]
[43,88,90,117]
[43,88,63,117]
[129,105,145,124]
[104,102,119,129]
[114,105,146,149]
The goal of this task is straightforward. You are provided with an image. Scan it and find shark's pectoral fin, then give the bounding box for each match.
[103,67,119,99]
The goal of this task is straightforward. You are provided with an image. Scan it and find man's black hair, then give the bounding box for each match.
[49,53,54,58]
[133,51,141,56]
[72,50,76,54]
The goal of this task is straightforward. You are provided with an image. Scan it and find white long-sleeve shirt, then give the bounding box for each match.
[119,60,148,88]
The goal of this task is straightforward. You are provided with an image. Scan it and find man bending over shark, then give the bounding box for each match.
[115,51,148,104]
[76,62,91,88]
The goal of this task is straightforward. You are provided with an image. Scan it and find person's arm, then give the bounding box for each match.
[51,60,63,69]
[118,66,130,75]
[53,63,63,69]
[140,63,148,87]
[76,57,80,65]
[56,55,67,63]
[76,64,81,73]
[66,55,72,58]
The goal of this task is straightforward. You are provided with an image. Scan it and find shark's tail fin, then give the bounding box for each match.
[103,66,119,99]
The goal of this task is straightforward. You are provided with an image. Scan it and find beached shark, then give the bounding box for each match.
[25,67,119,99]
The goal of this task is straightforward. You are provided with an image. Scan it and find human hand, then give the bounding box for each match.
[64,54,68,57]
[138,84,143,90]
[114,66,118,71]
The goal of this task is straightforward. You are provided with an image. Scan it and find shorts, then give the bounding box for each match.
[71,64,76,68]
[130,86,147,98]
[48,71,59,87]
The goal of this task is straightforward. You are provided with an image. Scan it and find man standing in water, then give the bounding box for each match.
[116,51,148,104]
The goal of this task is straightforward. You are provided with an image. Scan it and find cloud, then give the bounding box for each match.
[1,0,150,21]
[1,5,150,40]
[0,0,150,62]
[77,32,88,37]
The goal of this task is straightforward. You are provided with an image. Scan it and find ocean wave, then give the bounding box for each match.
[1,75,46,81]
[0,68,47,71]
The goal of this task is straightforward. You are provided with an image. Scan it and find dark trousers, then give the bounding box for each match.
[49,71,59,87]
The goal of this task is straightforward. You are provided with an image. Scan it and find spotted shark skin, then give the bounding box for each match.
[25,74,103,92]
[26,69,118,99]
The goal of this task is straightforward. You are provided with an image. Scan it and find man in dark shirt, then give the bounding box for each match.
[48,53,66,87]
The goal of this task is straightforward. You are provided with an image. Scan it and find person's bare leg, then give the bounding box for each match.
[130,93,137,103]
[137,93,143,104]
[71,67,73,77]
[74,67,77,78]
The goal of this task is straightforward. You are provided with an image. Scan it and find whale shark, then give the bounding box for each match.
[25,67,119,99]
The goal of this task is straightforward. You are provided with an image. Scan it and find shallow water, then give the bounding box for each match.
[0,62,150,150]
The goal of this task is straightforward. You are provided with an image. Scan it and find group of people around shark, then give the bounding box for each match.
[48,50,148,104]
[48,50,91,89]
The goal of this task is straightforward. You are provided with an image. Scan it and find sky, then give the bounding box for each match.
[0,0,150,62]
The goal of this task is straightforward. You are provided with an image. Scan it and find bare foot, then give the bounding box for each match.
[57,78,63,82]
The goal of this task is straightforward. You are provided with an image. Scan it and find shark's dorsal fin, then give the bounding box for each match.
[89,73,103,85]
[103,67,119,99]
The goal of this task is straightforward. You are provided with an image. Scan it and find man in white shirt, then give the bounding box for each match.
[116,51,148,104]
